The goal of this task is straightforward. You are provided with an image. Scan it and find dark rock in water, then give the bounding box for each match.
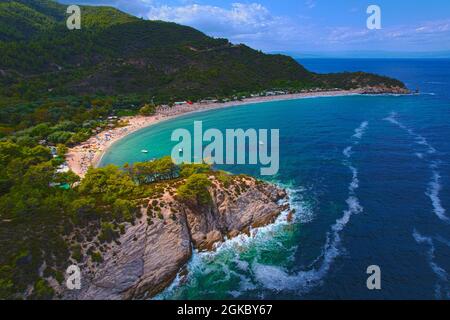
[287,209,296,223]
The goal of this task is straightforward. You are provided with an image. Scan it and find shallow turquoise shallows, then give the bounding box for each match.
[100,59,450,299]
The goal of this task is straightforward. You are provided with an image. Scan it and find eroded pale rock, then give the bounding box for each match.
[64,176,289,300]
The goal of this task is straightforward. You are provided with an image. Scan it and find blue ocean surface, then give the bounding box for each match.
[100,59,450,299]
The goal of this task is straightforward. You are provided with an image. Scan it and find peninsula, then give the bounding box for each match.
[0,0,410,300]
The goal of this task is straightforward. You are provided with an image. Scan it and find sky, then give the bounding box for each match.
[58,0,450,57]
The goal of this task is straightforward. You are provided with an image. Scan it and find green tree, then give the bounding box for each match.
[22,162,54,189]
[99,222,118,243]
[29,123,52,139]
[31,279,54,300]
[54,170,80,188]
[70,197,97,222]
[177,173,212,205]
[78,165,136,204]
[113,199,136,222]
[47,131,73,144]
[139,103,156,116]
[24,145,51,165]
[179,163,211,178]
[131,156,178,184]
[69,131,90,145]
[0,141,22,167]
[56,144,68,158]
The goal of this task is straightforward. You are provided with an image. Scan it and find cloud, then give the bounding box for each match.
[148,3,275,37]
[321,19,450,51]
[305,0,316,9]
[415,20,450,33]
[146,3,312,50]
[145,2,450,52]
[59,1,315,50]
[58,1,450,53]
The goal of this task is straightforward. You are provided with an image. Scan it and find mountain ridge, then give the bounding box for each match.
[0,0,408,105]
[0,0,410,300]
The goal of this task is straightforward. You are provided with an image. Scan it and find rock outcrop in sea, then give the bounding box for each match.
[63,175,289,300]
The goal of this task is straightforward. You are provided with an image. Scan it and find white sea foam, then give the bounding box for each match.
[235,259,250,271]
[413,230,449,299]
[253,193,363,293]
[252,122,367,293]
[425,81,446,85]
[352,121,369,141]
[157,183,313,298]
[348,166,359,193]
[161,121,371,297]
[426,169,449,223]
[385,112,448,223]
[435,235,450,248]
[152,251,202,300]
[415,152,424,159]
[269,179,315,224]
[384,112,435,155]
[384,112,402,126]
[228,273,257,298]
[285,186,315,224]
[343,146,353,158]
[252,261,333,293]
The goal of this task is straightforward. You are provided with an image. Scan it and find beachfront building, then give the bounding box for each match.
[200,99,219,104]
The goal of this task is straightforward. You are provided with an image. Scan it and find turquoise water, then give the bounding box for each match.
[100,59,450,299]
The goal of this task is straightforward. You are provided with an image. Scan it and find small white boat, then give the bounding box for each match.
[259,141,265,145]
[141,149,149,153]
[179,148,184,153]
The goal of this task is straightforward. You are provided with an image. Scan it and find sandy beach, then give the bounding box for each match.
[66,89,363,177]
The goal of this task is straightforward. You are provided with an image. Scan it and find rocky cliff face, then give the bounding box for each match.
[63,175,288,300]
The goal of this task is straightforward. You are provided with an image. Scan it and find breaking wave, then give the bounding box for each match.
[156,182,313,299]
[352,121,369,141]
[385,112,448,223]
[251,121,367,293]
[426,166,449,223]
[159,121,369,298]
[413,230,449,299]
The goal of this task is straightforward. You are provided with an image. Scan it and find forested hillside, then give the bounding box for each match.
[0,0,406,133]
[0,1,409,300]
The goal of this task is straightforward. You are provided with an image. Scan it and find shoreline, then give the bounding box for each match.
[66,89,368,177]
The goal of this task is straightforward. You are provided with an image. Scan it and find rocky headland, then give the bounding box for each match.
[62,175,289,300]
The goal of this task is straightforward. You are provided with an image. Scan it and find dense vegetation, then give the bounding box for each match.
[0,0,407,136]
[0,148,216,299]
[0,0,409,299]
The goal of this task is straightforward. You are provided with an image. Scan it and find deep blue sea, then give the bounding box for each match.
[100,59,450,300]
